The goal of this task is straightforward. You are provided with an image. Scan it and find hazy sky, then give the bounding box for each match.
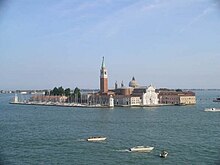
[0,0,220,90]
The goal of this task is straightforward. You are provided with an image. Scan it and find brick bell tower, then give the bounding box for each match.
[100,57,108,94]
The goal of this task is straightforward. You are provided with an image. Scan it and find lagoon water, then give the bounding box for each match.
[0,91,220,165]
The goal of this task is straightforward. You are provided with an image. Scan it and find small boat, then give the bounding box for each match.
[86,136,107,142]
[129,146,154,152]
[204,108,220,112]
[160,150,168,158]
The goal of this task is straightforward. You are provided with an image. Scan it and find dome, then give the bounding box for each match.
[129,77,139,88]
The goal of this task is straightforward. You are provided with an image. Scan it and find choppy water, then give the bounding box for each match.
[0,91,220,165]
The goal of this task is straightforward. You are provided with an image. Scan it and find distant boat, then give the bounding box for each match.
[86,136,107,142]
[160,150,168,158]
[213,97,220,102]
[204,108,220,112]
[129,146,154,152]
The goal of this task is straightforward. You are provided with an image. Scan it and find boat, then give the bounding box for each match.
[160,150,168,158]
[204,108,220,112]
[213,97,220,102]
[129,146,154,152]
[86,136,107,142]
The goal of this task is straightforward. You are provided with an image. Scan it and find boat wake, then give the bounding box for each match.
[76,139,86,142]
[114,149,130,152]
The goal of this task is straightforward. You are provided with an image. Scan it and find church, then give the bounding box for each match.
[86,57,160,107]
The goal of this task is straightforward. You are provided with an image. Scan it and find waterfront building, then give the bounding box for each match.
[83,91,114,107]
[179,93,196,105]
[115,87,134,96]
[114,80,159,106]
[142,85,159,105]
[114,95,141,106]
[158,90,196,105]
[30,95,68,103]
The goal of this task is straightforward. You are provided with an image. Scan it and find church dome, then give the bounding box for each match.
[129,77,139,88]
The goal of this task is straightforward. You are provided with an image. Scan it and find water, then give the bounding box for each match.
[0,91,220,165]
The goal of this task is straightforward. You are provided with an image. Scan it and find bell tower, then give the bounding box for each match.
[100,57,108,94]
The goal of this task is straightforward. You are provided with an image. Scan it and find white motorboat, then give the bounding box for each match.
[160,150,168,158]
[86,136,107,142]
[204,108,220,112]
[129,146,154,152]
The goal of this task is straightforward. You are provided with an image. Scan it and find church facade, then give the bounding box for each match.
[142,85,159,105]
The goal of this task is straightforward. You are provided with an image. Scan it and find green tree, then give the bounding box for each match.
[65,88,71,97]
[58,86,64,96]
[73,87,81,102]
[51,87,58,95]
[176,89,182,92]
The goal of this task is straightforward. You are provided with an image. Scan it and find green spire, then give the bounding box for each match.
[101,56,105,68]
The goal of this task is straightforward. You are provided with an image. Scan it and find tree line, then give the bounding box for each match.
[45,86,81,99]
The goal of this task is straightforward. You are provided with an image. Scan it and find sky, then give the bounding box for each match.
[0,0,220,90]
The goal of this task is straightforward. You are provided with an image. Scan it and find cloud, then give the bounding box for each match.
[36,27,80,40]
[38,0,115,39]
[75,0,111,12]
[79,0,163,40]
[37,0,165,42]
[179,3,217,33]
[48,0,112,18]
[141,0,163,12]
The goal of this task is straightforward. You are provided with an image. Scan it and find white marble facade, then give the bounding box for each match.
[142,85,159,105]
